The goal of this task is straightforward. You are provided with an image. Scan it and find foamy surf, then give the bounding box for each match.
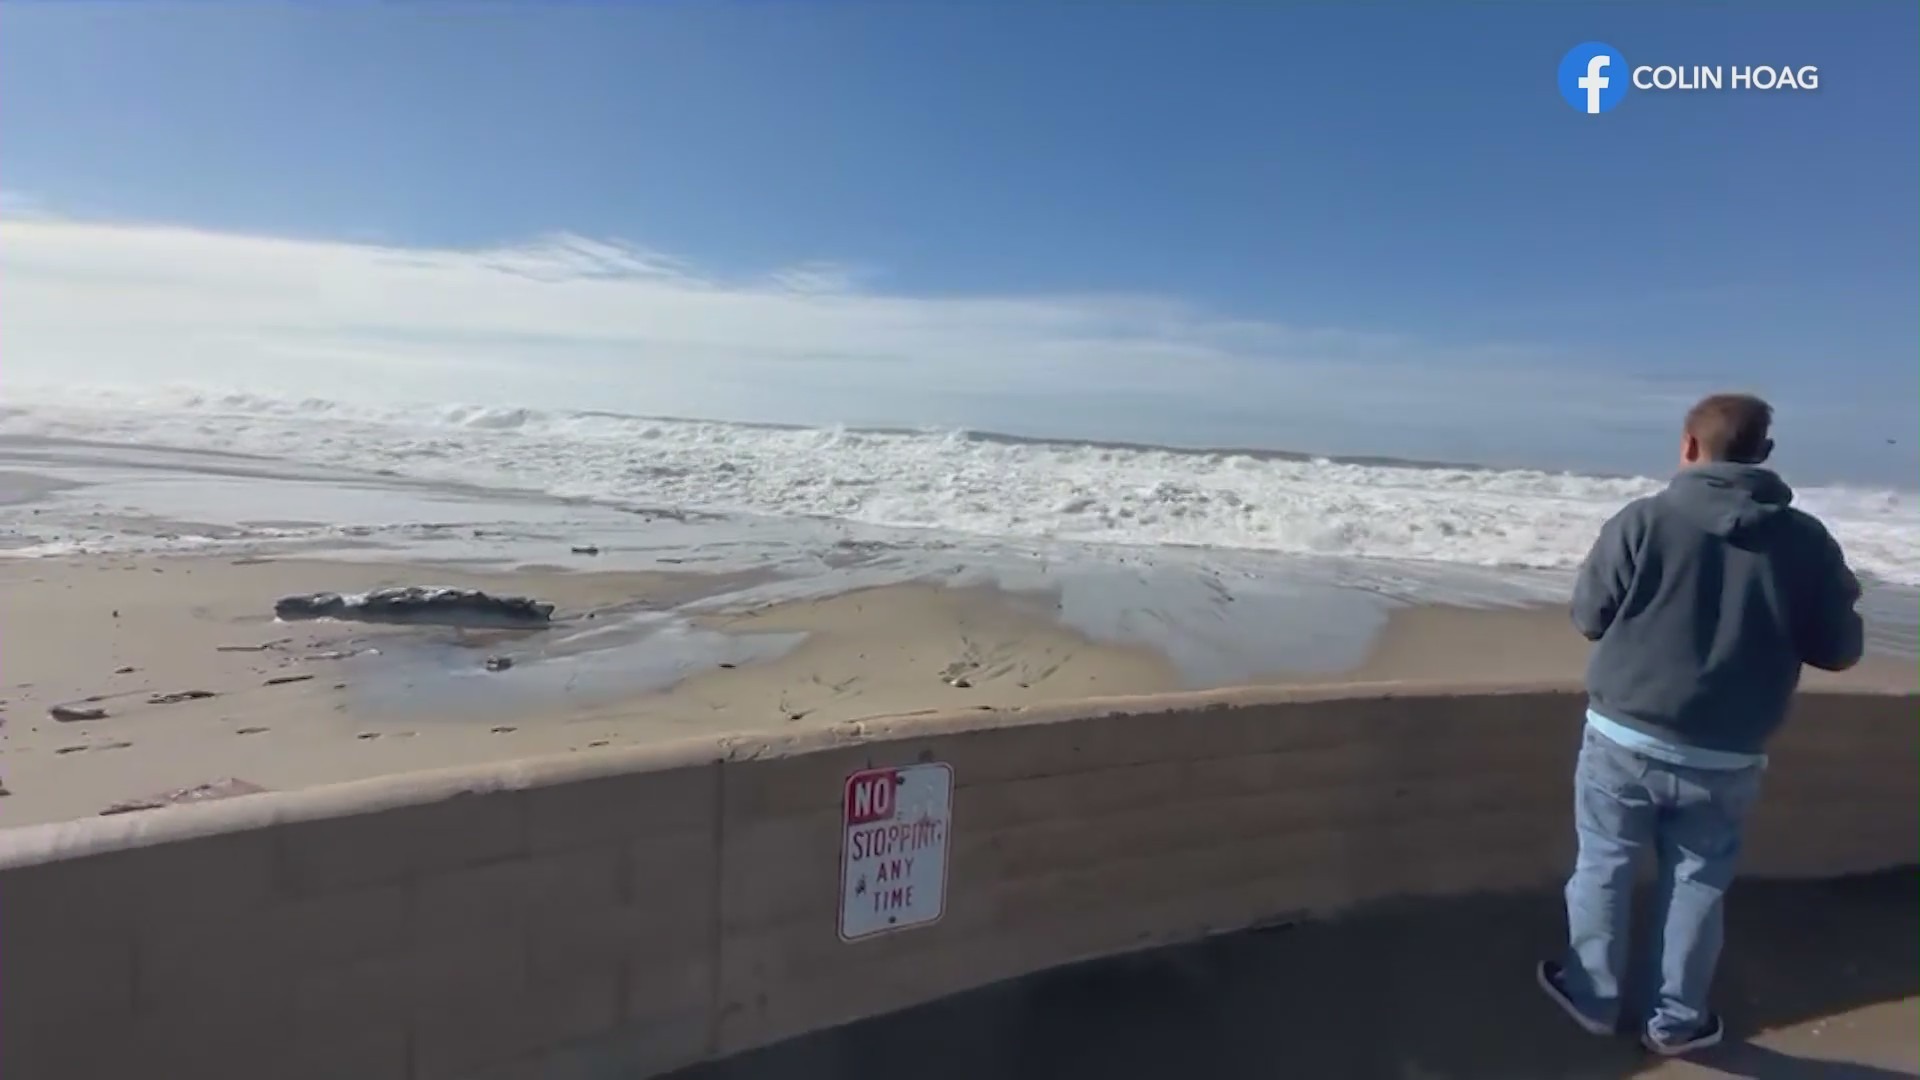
[3,384,1916,586]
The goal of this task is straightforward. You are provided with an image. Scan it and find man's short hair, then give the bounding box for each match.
[1685,393,1774,463]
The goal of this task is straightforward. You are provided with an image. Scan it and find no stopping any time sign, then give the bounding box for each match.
[838,763,953,942]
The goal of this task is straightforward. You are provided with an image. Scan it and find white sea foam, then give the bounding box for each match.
[4,384,1917,586]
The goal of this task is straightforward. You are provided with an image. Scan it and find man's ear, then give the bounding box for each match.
[1756,437,1775,464]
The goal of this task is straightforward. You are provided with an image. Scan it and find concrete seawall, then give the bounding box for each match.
[4,682,1914,1080]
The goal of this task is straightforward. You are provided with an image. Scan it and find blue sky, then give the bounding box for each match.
[1,2,1915,485]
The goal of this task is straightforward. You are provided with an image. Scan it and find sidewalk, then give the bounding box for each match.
[681,868,1918,1080]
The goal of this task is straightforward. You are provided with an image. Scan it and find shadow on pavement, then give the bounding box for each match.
[1681,1041,1915,1079]
[677,868,1917,1080]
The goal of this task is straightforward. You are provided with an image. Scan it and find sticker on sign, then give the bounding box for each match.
[838,762,953,942]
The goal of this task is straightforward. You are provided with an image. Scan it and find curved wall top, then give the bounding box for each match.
[3,681,1914,1080]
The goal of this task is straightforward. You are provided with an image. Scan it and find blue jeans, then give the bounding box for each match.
[1561,726,1765,1042]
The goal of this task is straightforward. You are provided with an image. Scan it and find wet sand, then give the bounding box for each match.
[577,581,1183,727]
[1325,601,1917,692]
[1,553,1910,827]
[679,869,1919,1080]
[0,555,1182,825]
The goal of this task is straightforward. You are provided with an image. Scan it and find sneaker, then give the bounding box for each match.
[1642,1014,1725,1056]
[1535,961,1614,1036]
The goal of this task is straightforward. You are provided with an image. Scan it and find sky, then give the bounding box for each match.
[0,2,1915,485]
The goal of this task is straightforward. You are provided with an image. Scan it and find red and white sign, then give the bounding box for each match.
[838,762,953,942]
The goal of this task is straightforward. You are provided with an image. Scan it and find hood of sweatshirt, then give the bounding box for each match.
[1664,461,1795,539]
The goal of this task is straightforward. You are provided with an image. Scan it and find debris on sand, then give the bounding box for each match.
[50,703,108,723]
[264,674,315,687]
[305,647,371,662]
[100,778,267,816]
[148,690,218,705]
[274,587,556,628]
[217,639,291,653]
[484,655,514,672]
[570,545,601,556]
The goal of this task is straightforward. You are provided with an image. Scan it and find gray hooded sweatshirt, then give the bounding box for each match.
[1573,462,1865,755]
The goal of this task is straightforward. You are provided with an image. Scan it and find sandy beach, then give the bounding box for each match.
[0,553,1182,825]
[2,549,1911,829]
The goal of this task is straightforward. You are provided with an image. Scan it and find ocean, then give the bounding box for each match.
[2,385,1914,675]
[4,386,1916,581]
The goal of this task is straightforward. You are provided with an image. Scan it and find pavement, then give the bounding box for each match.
[680,868,1918,1080]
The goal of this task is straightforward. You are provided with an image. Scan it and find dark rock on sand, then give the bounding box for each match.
[275,587,556,628]
[571,545,601,556]
[485,655,514,672]
[50,703,108,723]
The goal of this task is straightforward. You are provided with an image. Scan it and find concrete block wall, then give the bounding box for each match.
[3,683,1914,1079]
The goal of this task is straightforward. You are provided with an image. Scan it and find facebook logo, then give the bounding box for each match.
[1558,42,1628,114]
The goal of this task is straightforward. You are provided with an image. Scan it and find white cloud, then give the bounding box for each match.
[0,205,1710,466]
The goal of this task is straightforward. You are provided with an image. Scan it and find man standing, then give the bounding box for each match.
[1537,393,1866,1056]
